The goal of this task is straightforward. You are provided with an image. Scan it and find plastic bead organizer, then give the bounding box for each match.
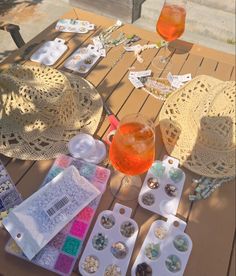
[131,215,192,276]
[55,19,95,33]
[5,154,110,276]
[138,155,186,217]
[79,203,139,276]
[64,45,101,74]
[30,38,68,66]
[0,159,22,213]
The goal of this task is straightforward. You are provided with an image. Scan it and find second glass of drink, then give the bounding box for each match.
[109,113,155,201]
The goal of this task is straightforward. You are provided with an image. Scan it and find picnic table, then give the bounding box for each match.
[0,8,235,276]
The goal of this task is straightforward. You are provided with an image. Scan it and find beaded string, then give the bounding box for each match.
[189,176,235,201]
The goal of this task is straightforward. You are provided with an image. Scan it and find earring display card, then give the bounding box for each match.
[55,19,95,33]
[0,160,22,212]
[138,156,186,217]
[5,155,111,276]
[131,215,192,276]
[79,203,139,275]
[64,45,101,74]
[30,38,68,66]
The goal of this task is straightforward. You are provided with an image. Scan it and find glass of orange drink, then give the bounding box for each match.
[109,113,155,201]
[152,0,186,75]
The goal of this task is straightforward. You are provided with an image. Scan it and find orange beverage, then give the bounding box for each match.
[156,4,186,42]
[109,121,155,175]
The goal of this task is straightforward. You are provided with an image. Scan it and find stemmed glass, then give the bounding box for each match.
[152,0,186,73]
[108,113,155,201]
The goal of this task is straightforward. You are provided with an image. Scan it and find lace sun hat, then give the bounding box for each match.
[0,64,103,160]
[159,75,236,178]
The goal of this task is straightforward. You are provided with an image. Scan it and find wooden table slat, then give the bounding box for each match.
[185,179,235,276]
[229,240,235,276]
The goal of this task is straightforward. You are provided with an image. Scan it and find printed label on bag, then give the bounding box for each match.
[44,196,70,218]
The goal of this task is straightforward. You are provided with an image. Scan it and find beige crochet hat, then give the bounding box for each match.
[159,75,236,178]
[0,64,103,160]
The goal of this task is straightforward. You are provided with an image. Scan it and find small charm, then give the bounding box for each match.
[84,57,93,65]
[165,255,182,273]
[135,262,152,276]
[147,177,160,189]
[92,233,108,251]
[104,264,122,276]
[165,184,178,197]
[100,214,115,229]
[169,167,184,183]
[154,226,168,240]
[173,235,189,252]
[120,221,136,238]
[111,241,128,259]
[79,65,87,72]
[81,255,99,274]
[141,192,155,206]
[150,161,165,178]
[145,242,161,260]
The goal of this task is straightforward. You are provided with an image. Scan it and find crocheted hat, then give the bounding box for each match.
[159,75,235,178]
[0,64,103,160]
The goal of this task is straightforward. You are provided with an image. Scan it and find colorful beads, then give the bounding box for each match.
[145,243,161,260]
[135,262,152,276]
[104,264,122,276]
[111,241,128,259]
[147,177,160,189]
[165,255,182,272]
[150,161,166,178]
[155,226,168,240]
[100,214,115,229]
[92,233,108,250]
[81,255,99,273]
[173,235,189,252]
[141,192,155,206]
[120,221,136,238]
[165,184,178,197]
[169,167,184,183]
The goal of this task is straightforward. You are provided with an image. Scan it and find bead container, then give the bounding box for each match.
[64,45,101,74]
[79,203,139,275]
[131,216,192,276]
[138,156,186,217]
[0,160,22,212]
[5,154,110,276]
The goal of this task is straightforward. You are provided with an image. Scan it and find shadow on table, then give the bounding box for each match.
[169,39,193,55]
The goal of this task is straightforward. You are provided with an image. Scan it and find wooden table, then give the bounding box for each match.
[0,8,235,276]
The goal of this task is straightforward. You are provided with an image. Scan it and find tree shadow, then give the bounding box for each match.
[0,0,44,17]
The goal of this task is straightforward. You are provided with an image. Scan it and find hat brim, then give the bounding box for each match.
[159,75,236,178]
[0,71,103,160]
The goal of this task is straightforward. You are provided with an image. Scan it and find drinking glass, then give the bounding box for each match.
[109,113,155,201]
[152,0,186,74]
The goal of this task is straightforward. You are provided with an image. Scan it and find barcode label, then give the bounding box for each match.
[46,196,69,217]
